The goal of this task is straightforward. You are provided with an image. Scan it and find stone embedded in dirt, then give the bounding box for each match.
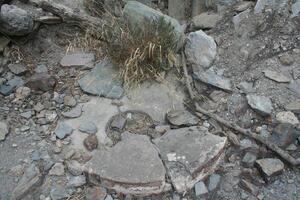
[20,111,32,119]
[194,181,208,196]
[8,63,28,75]
[67,160,84,176]
[34,102,44,112]
[155,125,171,134]
[60,53,95,69]
[83,134,98,151]
[0,4,34,36]
[26,73,56,92]
[185,30,217,70]
[15,86,31,100]
[79,122,97,134]
[123,1,184,50]
[12,164,43,200]
[55,122,73,139]
[263,69,290,83]
[233,1,254,12]
[285,100,300,114]
[35,64,48,73]
[238,81,255,93]
[86,186,107,200]
[288,80,300,97]
[166,110,199,126]
[50,185,69,200]
[0,121,8,141]
[193,70,233,91]
[270,123,300,148]
[254,0,289,14]
[49,163,65,176]
[153,126,227,193]
[110,115,127,130]
[105,195,113,200]
[191,13,220,30]
[208,174,221,191]
[292,0,300,17]
[279,54,294,66]
[63,95,77,107]
[255,158,284,178]
[78,59,124,99]
[276,111,299,125]
[246,94,273,116]
[242,152,257,167]
[67,175,86,188]
[239,179,259,196]
[0,76,24,96]
[62,105,82,118]
[85,133,167,195]
[0,35,10,52]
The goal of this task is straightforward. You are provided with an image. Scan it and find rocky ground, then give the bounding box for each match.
[1,0,300,200]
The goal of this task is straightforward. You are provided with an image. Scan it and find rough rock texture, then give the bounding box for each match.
[254,0,289,14]
[60,53,95,69]
[123,0,184,50]
[276,111,299,125]
[285,100,300,114]
[191,13,221,29]
[185,30,217,71]
[78,59,124,99]
[0,76,24,96]
[255,158,284,178]
[0,4,34,36]
[263,69,290,83]
[166,110,199,126]
[153,126,227,193]
[246,95,273,116]
[85,133,168,195]
[25,73,56,92]
[0,121,8,141]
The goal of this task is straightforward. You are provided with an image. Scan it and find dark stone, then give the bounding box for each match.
[84,135,98,151]
[0,76,24,96]
[270,123,300,148]
[26,73,56,92]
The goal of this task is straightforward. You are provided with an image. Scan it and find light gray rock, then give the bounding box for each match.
[55,122,73,139]
[242,152,257,167]
[208,174,221,191]
[0,4,34,36]
[35,64,48,73]
[0,35,10,52]
[60,53,95,69]
[285,100,300,114]
[246,95,273,116]
[20,111,32,119]
[79,121,97,134]
[276,111,299,125]
[191,13,220,30]
[62,105,82,118]
[67,160,84,176]
[270,123,300,148]
[153,126,227,193]
[26,73,56,92]
[238,81,255,93]
[263,69,290,83]
[0,121,8,141]
[0,76,24,96]
[78,59,124,99]
[49,163,65,176]
[67,175,86,188]
[195,181,208,196]
[15,86,31,100]
[288,80,300,97]
[168,0,187,21]
[255,158,284,177]
[85,133,167,195]
[123,1,184,50]
[86,186,107,200]
[166,110,199,126]
[50,185,69,200]
[64,96,77,107]
[11,164,43,200]
[105,195,113,200]
[193,70,232,91]
[254,0,289,14]
[292,0,300,17]
[185,30,217,71]
[8,63,28,75]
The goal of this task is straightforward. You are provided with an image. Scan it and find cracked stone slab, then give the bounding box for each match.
[85,133,169,195]
[153,126,227,193]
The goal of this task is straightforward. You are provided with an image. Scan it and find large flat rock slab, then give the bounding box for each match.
[153,126,227,193]
[85,133,169,195]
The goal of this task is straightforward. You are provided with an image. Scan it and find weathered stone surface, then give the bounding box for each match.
[26,73,56,92]
[193,70,232,91]
[195,181,208,196]
[153,126,227,192]
[0,35,10,52]
[166,110,199,126]
[11,164,43,200]
[185,30,217,71]
[270,123,300,148]
[123,1,184,50]
[254,0,289,14]
[67,175,86,188]
[85,133,168,195]
[64,95,77,107]
[8,63,28,75]
[0,4,34,36]
[207,174,221,191]
[0,121,8,141]
[60,53,95,69]
[255,158,284,178]
[233,1,254,12]
[78,59,124,99]
[242,152,257,167]
[86,186,107,200]
[84,134,98,151]
[79,121,97,134]
[289,80,300,97]
[279,54,294,66]
[239,179,259,195]
[285,100,300,114]
[55,122,73,139]
[0,76,24,96]
[49,163,65,176]
[62,105,82,118]
[67,160,84,176]
[263,70,290,83]
[276,111,299,125]
[292,0,300,17]
[246,95,273,116]
[191,13,220,30]
[15,86,31,100]
[168,0,187,21]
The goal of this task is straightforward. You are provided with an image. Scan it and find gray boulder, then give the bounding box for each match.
[254,0,289,14]
[123,1,185,51]
[0,4,34,36]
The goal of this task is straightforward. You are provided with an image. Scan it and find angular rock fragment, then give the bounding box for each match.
[8,63,28,75]
[263,70,290,83]
[60,53,95,69]
[0,121,8,141]
[79,122,97,134]
[276,111,299,125]
[55,122,73,139]
[86,186,107,200]
[0,76,24,96]
[285,100,300,114]
[193,70,232,91]
[78,59,124,99]
[153,126,227,193]
[195,181,208,196]
[62,105,82,118]
[185,30,217,70]
[288,80,300,97]
[270,123,300,148]
[85,133,168,195]
[246,95,273,116]
[26,73,56,92]
[84,134,98,151]
[255,158,284,179]
[166,110,199,126]
[191,13,220,30]
[254,0,289,14]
